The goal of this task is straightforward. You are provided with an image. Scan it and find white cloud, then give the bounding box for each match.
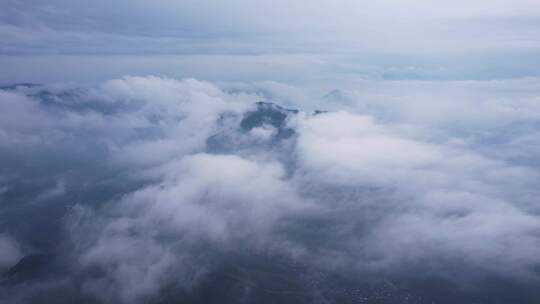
[71,153,311,302]
[2,76,540,302]
[291,109,540,279]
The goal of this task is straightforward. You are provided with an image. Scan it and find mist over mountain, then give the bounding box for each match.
[3,0,540,303]
[0,78,539,303]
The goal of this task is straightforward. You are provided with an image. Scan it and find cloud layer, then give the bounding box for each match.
[1,76,540,303]
[2,0,540,84]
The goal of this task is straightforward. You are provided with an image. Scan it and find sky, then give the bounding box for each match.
[2,1,540,304]
[2,0,540,83]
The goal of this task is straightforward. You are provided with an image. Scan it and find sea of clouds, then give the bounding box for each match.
[1,76,540,303]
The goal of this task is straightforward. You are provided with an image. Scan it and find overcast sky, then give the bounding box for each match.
[2,0,540,83]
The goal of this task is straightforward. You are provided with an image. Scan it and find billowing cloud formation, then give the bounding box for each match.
[1,76,540,303]
[296,112,540,275]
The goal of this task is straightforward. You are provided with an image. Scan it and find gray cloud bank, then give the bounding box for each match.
[3,0,540,55]
[2,0,540,84]
[1,76,540,303]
